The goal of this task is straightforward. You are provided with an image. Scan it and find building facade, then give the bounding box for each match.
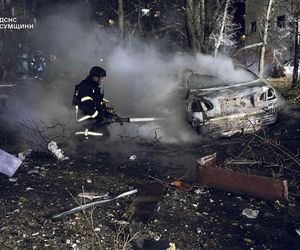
[244,0,299,63]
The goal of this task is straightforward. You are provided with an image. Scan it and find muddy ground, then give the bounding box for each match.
[0,118,300,249]
[1,81,300,249]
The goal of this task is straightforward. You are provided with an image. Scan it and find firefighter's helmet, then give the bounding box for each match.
[89,66,106,77]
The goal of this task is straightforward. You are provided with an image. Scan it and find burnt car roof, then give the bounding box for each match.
[185,65,260,91]
[189,79,271,98]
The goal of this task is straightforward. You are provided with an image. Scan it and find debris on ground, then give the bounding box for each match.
[196,152,289,201]
[8,177,17,182]
[48,141,69,161]
[167,242,176,250]
[129,154,137,161]
[1,105,300,249]
[18,149,32,161]
[77,192,109,200]
[0,148,22,177]
[124,182,165,223]
[242,208,260,219]
[171,180,192,191]
[194,187,209,195]
[27,169,40,175]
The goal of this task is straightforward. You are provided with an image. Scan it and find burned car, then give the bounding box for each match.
[183,66,277,137]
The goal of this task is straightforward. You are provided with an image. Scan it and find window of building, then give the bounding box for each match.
[277,15,285,28]
[250,21,256,32]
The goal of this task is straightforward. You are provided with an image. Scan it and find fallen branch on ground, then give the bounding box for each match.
[16,118,69,152]
[252,134,300,171]
[232,133,300,174]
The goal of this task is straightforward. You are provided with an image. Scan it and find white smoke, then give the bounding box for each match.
[2,3,256,144]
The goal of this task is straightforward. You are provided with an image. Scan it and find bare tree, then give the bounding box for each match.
[210,0,242,57]
[118,0,124,39]
[233,0,287,76]
[213,0,230,57]
[185,0,200,55]
[291,11,300,88]
[277,0,300,87]
[184,0,243,55]
[199,0,207,52]
[0,0,8,82]
[258,0,274,78]
[184,0,226,55]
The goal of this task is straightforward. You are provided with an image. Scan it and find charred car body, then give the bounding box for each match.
[184,66,277,137]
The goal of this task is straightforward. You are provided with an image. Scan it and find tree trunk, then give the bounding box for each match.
[136,1,143,36]
[118,0,124,40]
[199,0,209,54]
[214,0,230,57]
[258,0,273,79]
[0,0,7,82]
[0,30,5,82]
[185,0,198,55]
[291,16,300,88]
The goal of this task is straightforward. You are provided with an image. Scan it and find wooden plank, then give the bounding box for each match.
[124,182,165,223]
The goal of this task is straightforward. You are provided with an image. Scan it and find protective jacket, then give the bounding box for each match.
[73,76,104,122]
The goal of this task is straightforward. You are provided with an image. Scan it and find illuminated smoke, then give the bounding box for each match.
[3,3,255,144]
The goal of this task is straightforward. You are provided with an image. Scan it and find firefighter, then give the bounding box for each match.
[30,50,47,80]
[72,66,108,124]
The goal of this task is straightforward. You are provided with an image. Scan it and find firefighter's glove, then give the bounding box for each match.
[106,107,116,115]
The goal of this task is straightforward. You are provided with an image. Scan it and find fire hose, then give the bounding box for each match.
[104,116,161,125]
[75,105,162,138]
[103,106,161,125]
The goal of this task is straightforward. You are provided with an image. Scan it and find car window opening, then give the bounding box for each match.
[266,88,276,100]
[260,92,266,101]
[191,101,213,112]
[260,89,276,101]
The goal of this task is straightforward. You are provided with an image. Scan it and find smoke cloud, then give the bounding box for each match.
[2,3,256,145]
